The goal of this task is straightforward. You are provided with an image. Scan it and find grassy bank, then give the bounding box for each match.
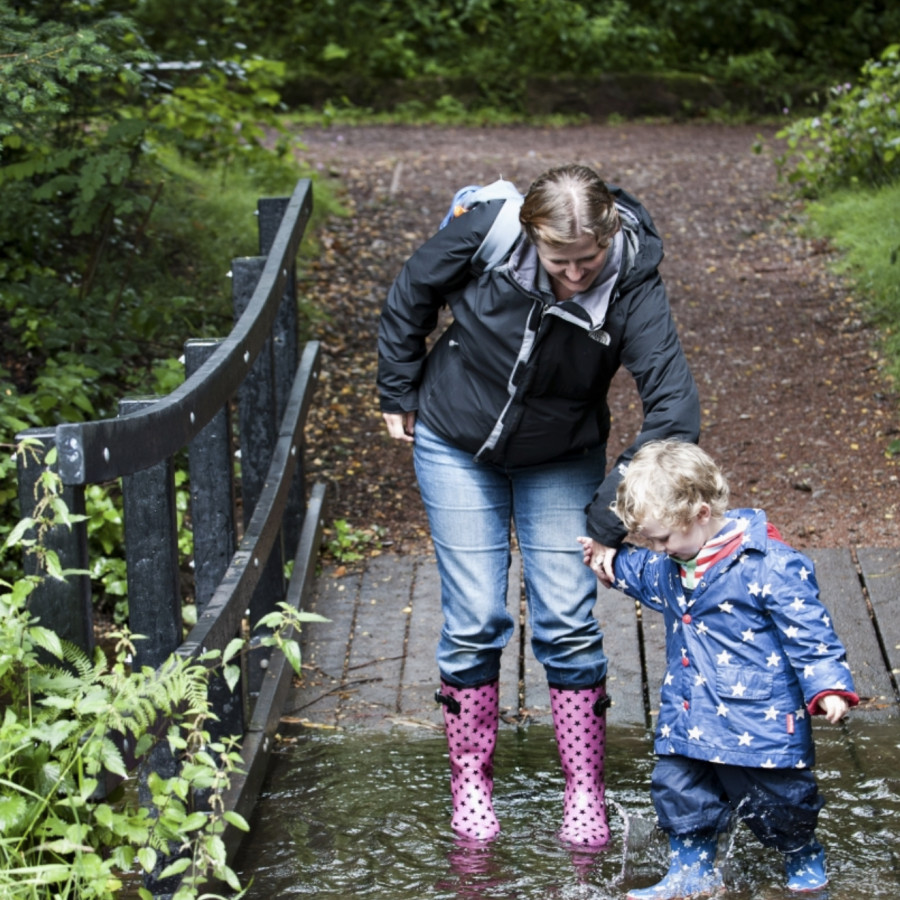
[806,183,900,399]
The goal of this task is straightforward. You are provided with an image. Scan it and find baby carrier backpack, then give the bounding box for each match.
[439,179,524,274]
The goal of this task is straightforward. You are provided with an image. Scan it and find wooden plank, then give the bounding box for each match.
[399,554,443,725]
[502,552,526,719]
[637,601,669,727]
[599,590,648,728]
[343,553,412,724]
[809,548,896,712]
[401,552,525,726]
[856,547,900,711]
[288,566,362,725]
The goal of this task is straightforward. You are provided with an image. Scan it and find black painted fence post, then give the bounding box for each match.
[14,427,93,652]
[232,256,286,695]
[185,338,246,744]
[258,196,307,565]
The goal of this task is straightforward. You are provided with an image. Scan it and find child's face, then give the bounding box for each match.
[638,508,711,561]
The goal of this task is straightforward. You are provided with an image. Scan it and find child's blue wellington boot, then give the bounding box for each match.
[626,831,724,900]
[785,838,828,892]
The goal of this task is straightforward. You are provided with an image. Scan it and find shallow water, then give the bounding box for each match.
[232,717,900,899]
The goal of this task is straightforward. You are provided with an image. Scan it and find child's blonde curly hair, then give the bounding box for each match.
[613,440,729,535]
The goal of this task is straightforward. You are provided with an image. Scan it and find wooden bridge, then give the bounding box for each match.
[287,547,900,731]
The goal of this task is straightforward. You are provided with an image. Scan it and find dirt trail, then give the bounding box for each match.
[295,123,899,553]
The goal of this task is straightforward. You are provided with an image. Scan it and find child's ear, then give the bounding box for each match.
[697,502,712,524]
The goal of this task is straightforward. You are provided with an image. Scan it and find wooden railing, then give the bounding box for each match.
[14,178,326,897]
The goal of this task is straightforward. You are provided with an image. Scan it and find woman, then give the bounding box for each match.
[377,164,700,847]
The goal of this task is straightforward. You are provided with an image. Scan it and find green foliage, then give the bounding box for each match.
[322,519,385,564]
[775,44,900,196]
[257,601,330,679]
[804,182,900,391]
[0,450,248,899]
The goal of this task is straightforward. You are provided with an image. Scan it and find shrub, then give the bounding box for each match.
[776,43,900,196]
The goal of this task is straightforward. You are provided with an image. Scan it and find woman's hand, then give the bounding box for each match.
[577,536,617,588]
[383,411,417,443]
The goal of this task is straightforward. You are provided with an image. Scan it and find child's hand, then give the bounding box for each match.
[816,693,850,724]
[577,536,616,588]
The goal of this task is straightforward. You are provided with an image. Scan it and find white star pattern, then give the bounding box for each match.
[621,513,857,774]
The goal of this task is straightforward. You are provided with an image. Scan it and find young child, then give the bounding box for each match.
[579,440,859,898]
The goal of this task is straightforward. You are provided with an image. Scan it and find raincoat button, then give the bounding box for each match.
[682,613,692,624]
[682,657,690,667]
[683,701,690,710]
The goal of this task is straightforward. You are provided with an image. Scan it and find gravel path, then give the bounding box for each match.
[296,123,900,553]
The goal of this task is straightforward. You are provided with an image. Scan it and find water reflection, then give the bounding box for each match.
[233,718,900,899]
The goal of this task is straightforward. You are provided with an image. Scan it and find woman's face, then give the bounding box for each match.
[535,234,608,299]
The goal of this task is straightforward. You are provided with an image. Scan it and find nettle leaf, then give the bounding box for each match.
[158,857,191,879]
[0,793,28,832]
[224,662,240,694]
[137,846,158,873]
[223,810,249,832]
[29,625,63,659]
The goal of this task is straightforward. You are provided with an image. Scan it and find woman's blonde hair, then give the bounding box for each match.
[614,440,729,535]
[519,164,620,249]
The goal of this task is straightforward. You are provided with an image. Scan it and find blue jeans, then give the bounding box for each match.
[413,421,608,688]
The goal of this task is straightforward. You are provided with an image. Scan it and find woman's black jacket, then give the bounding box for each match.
[377,185,700,546]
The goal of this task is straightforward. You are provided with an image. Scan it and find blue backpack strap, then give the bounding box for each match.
[439,179,524,273]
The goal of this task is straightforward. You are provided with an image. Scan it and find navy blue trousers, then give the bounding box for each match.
[650,755,824,853]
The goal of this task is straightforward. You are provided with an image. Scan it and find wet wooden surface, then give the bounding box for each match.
[284,547,900,733]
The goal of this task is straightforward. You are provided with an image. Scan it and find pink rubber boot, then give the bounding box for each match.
[550,683,611,848]
[436,680,501,842]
